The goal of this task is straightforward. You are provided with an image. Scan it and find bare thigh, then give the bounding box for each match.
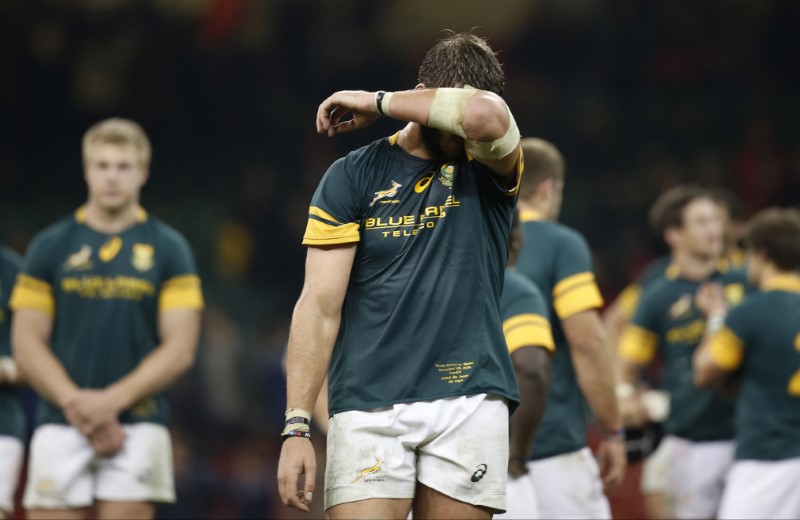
[27,508,90,520]
[413,483,492,520]
[327,498,412,520]
[96,501,155,520]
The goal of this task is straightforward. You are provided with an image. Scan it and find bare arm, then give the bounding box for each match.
[316,89,520,181]
[563,309,627,492]
[12,308,78,406]
[602,298,628,351]
[563,310,622,432]
[508,346,551,477]
[278,244,357,512]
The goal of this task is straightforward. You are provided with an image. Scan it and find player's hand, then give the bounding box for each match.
[597,439,627,494]
[695,282,727,317]
[317,90,380,137]
[88,419,126,457]
[619,393,648,428]
[62,389,123,436]
[277,437,316,512]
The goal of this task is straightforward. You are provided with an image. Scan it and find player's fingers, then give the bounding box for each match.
[303,462,316,505]
[333,120,356,135]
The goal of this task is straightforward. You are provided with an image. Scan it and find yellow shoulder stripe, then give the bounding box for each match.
[617,284,642,320]
[553,272,604,318]
[503,313,555,354]
[159,275,204,311]
[303,219,360,246]
[707,326,744,371]
[309,206,342,225]
[619,324,659,365]
[9,274,55,315]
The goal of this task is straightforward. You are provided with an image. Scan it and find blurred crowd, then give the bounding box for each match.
[1,0,799,517]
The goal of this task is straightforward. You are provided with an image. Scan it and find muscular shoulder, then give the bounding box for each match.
[637,255,672,286]
[146,216,192,249]
[636,276,677,313]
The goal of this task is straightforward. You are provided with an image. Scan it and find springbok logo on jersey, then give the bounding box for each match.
[369,180,402,207]
[669,294,693,319]
[64,245,93,271]
[132,244,154,272]
[352,457,382,483]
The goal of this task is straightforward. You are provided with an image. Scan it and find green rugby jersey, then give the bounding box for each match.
[501,269,554,355]
[514,210,605,460]
[620,267,747,441]
[10,207,203,427]
[303,133,523,415]
[0,245,25,439]
[618,251,745,321]
[706,275,800,461]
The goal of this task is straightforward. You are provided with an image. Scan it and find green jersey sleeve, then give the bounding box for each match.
[551,229,604,319]
[619,283,662,364]
[10,232,59,315]
[707,303,751,371]
[156,229,203,311]
[502,270,554,354]
[303,157,363,246]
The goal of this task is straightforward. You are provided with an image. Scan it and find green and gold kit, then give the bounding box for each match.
[620,267,747,441]
[303,133,523,415]
[706,275,800,461]
[514,210,605,460]
[501,269,554,355]
[0,245,24,440]
[10,208,203,427]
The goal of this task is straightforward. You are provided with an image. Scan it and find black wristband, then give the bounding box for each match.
[375,91,387,116]
[282,430,311,441]
[285,416,310,426]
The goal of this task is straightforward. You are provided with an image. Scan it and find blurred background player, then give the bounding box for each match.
[0,244,24,519]
[10,119,204,520]
[694,207,800,520]
[496,209,554,520]
[606,185,745,519]
[511,138,626,519]
[278,32,524,520]
[617,185,746,520]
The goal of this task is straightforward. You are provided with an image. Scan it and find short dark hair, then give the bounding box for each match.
[648,185,713,236]
[418,31,505,96]
[518,138,565,200]
[744,207,800,271]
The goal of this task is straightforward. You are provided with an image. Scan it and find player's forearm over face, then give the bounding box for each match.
[564,311,623,431]
[11,309,78,406]
[509,347,552,461]
[107,309,200,411]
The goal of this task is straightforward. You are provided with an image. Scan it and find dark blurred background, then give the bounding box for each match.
[1,0,798,518]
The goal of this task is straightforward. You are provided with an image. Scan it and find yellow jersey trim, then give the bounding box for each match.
[388,132,400,146]
[303,219,361,246]
[9,274,55,315]
[707,326,744,371]
[617,283,642,320]
[75,206,148,224]
[158,275,204,311]
[308,206,343,225]
[763,275,800,294]
[503,313,555,354]
[519,209,543,222]
[552,272,604,318]
[619,324,659,364]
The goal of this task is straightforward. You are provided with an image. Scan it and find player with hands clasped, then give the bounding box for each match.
[278,32,524,519]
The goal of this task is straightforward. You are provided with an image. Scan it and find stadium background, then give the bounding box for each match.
[1,0,798,518]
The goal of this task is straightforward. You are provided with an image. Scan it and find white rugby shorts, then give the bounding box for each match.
[520,447,611,520]
[718,457,800,520]
[493,470,540,520]
[662,435,734,520]
[0,435,24,514]
[325,394,509,513]
[641,436,671,495]
[23,423,174,509]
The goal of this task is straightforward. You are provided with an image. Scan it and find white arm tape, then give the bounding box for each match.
[0,356,17,383]
[466,106,520,160]
[427,87,475,139]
